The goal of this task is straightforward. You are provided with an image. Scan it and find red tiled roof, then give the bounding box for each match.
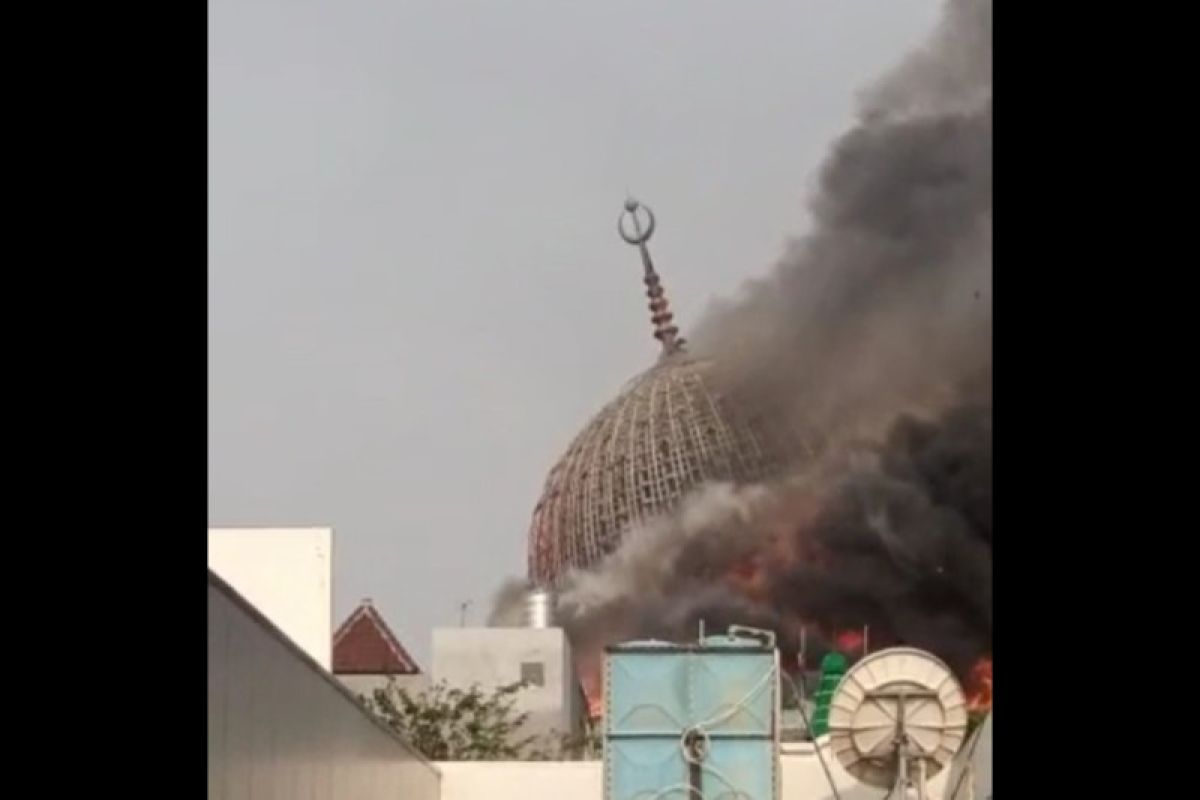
[332,599,420,675]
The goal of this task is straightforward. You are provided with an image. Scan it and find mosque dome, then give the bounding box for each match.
[527,200,808,585]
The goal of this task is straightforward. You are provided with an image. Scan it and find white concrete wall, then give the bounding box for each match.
[432,628,579,740]
[208,527,333,670]
[779,741,950,800]
[943,715,991,800]
[209,571,440,800]
[437,761,599,800]
[436,748,951,800]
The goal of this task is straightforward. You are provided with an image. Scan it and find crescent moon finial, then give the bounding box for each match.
[618,199,656,245]
[615,198,681,356]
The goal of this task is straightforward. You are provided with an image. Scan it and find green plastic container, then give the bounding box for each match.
[810,651,848,738]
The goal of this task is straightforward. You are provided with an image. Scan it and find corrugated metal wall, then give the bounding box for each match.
[208,571,441,800]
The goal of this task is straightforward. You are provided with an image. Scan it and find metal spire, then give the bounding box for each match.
[618,198,683,355]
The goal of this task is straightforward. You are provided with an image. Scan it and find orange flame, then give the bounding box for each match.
[724,555,770,603]
[576,656,604,720]
[562,481,988,723]
[835,629,866,654]
[965,656,992,710]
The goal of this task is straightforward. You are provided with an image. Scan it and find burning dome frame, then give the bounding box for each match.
[527,200,811,585]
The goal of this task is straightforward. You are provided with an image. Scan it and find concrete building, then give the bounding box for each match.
[207,527,333,670]
[207,553,989,800]
[432,626,585,741]
[208,570,439,800]
[333,597,429,699]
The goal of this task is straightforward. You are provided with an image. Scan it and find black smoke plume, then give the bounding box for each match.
[768,400,992,678]
[494,0,992,690]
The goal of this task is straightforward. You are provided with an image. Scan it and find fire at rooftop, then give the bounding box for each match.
[493,0,992,721]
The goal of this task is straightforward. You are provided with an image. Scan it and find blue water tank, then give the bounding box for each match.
[604,632,779,800]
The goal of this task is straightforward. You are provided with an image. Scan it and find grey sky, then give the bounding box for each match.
[208,0,943,665]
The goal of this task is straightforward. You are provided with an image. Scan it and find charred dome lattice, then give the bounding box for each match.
[527,200,809,585]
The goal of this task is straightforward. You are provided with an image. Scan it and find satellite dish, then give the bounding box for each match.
[827,647,968,800]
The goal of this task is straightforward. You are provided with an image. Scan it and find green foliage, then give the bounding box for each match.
[525,726,602,761]
[364,679,537,761]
